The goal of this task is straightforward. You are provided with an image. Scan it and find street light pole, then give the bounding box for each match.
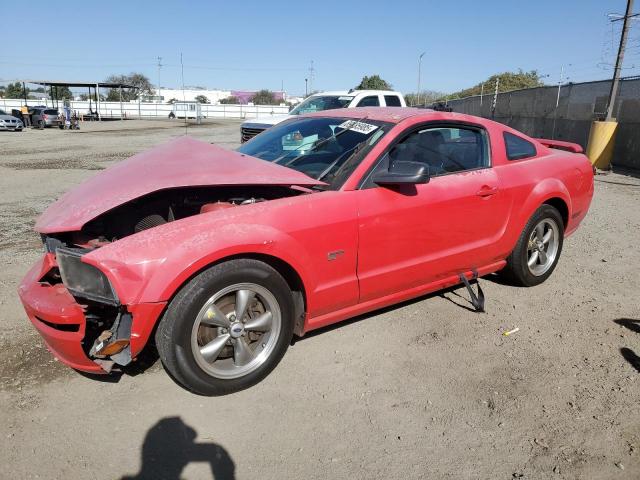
[417,51,425,106]
[305,78,308,97]
[552,65,568,139]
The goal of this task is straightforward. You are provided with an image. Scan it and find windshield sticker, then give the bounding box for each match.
[338,96,354,101]
[338,120,379,135]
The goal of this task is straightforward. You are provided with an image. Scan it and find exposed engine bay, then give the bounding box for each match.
[37,185,308,371]
[45,185,306,249]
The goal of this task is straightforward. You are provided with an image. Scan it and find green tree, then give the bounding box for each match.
[50,85,73,100]
[167,98,178,104]
[250,89,279,105]
[5,82,28,98]
[104,73,154,101]
[448,70,543,99]
[219,96,239,104]
[355,75,392,90]
[194,94,210,104]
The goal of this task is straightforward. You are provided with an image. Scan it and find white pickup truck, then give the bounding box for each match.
[240,89,406,143]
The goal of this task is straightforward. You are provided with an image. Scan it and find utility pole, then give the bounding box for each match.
[417,51,425,106]
[480,82,484,107]
[491,77,499,118]
[157,56,163,101]
[606,0,635,120]
[305,78,308,97]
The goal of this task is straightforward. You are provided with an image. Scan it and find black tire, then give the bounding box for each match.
[155,259,295,396]
[502,204,564,287]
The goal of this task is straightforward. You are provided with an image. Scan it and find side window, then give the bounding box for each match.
[504,132,537,160]
[356,95,380,107]
[384,95,402,107]
[388,126,489,176]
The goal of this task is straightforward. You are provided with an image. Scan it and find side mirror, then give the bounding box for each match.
[372,160,430,186]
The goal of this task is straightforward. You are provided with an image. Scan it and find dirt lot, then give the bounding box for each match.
[0,119,639,480]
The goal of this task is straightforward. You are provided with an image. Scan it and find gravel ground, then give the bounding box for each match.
[0,119,639,480]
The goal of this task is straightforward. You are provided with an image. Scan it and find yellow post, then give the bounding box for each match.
[585,121,617,170]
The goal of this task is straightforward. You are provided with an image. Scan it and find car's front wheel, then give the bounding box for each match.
[155,259,295,395]
[502,204,564,286]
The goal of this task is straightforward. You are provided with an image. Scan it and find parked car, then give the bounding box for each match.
[19,108,594,395]
[29,106,61,128]
[0,109,24,131]
[240,89,406,142]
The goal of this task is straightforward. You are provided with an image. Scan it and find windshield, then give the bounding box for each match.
[289,95,354,115]
[0,110,6,115]
[237,116,390,189]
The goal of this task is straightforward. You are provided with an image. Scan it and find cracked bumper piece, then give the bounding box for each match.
[18,255,166,374]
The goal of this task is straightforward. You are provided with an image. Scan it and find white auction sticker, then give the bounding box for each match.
[338,120,379,135]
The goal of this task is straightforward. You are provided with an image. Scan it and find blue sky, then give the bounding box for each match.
[2,0,639,95]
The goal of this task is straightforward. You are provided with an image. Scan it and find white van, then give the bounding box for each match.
[169,101,202,120]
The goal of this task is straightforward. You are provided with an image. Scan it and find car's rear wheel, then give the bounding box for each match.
[502,204,564,287]
[155,259,294,395]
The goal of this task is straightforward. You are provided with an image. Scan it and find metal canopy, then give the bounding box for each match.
[21,80,139,121]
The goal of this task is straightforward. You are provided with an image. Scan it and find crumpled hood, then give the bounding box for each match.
[36,136,324,233]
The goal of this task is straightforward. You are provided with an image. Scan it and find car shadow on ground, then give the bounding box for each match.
[293,282,483,344]
[614,318,640,372]
[120,416,235,480]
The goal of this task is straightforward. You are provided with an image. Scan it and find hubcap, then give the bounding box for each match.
[190,283,281,380]
[526,218,560,276]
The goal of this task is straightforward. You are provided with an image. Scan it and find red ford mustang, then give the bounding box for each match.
[18,108,594,395]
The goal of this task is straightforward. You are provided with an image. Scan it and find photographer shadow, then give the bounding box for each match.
[614,318,640,372]
[121,416,235,480]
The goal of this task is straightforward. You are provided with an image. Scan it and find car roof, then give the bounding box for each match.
[302,106,487,125]
[311,90,402,97]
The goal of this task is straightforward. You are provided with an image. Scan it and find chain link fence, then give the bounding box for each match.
[446,77,640,171]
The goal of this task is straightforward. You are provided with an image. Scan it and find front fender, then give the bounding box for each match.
[84,218,316,307]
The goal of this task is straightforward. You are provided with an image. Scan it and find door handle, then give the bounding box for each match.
[476,185,499,197]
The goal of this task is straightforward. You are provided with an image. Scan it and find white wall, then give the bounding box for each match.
[155,88,231,103]
[0,98,289,119]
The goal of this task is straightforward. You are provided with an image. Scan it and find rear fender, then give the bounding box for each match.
[508,178,572,248]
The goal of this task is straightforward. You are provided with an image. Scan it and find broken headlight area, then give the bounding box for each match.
[56,247,119,306]
[50,247,131,372]
[84,306,132,373]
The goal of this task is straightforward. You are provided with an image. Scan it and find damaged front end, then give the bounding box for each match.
[26,185,308,373]
[20,137,324,374]
[19,244,143,373]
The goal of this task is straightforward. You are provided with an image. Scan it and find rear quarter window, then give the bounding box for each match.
[504,132,537,160]
[384,95,402,107]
